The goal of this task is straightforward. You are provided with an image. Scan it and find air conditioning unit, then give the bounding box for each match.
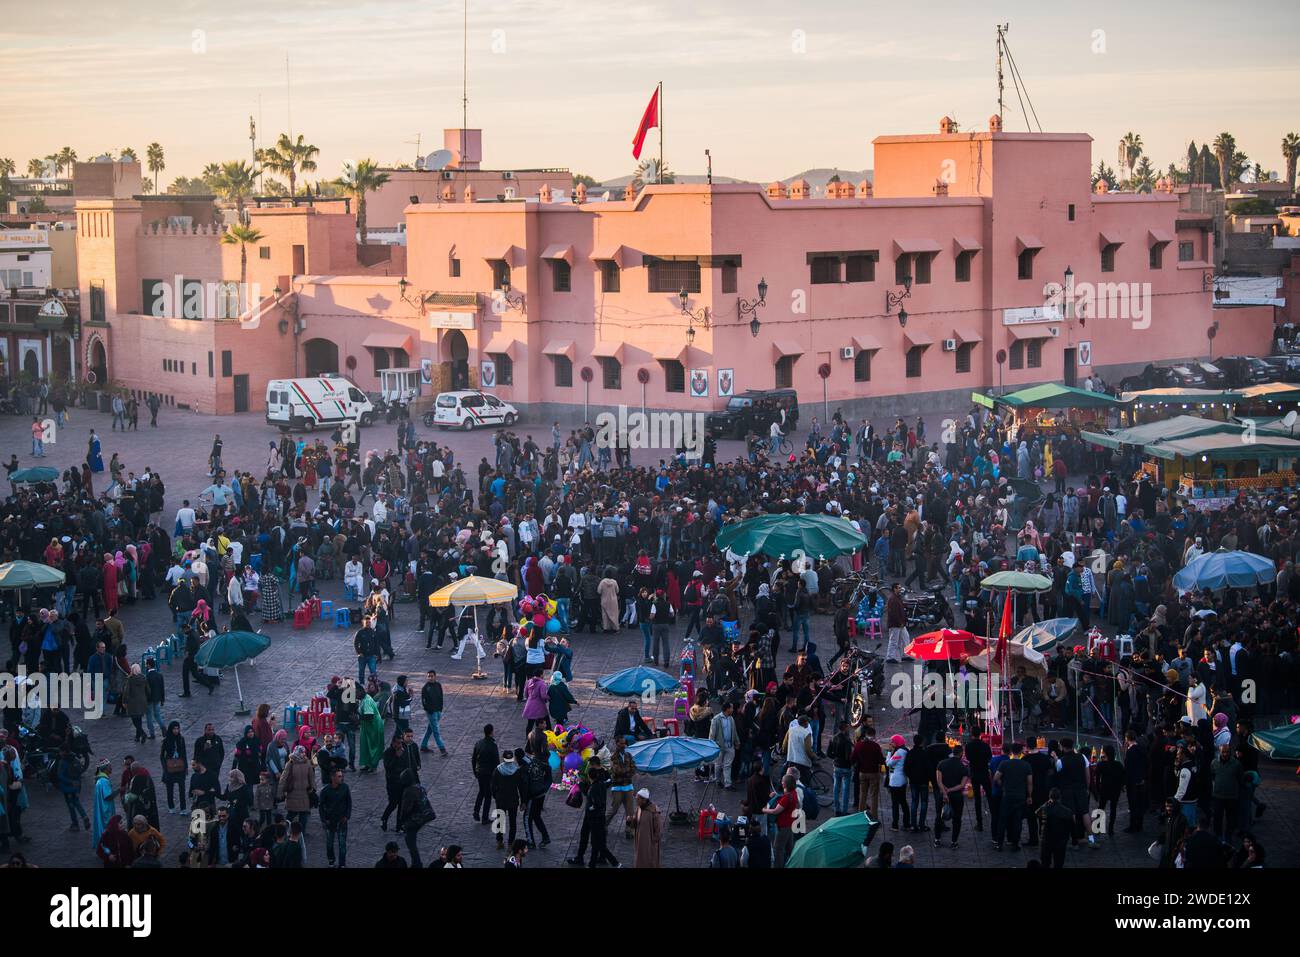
[840,346,854,360]
[942,338,958,352]
[502,171,514,180]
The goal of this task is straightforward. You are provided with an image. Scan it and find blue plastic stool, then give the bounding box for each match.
[334,607,351,629]
[141,646,155,670]
[343,583,357,600]
[319,600,334,620]
[158,640,173,666]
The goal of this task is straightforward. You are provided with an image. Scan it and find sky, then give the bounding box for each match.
[5,0,1298,185]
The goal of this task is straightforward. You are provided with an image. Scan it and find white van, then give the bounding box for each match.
[428,390,519,430]
[265,376,376,432]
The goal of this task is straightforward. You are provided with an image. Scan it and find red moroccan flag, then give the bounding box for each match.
[631,87,659,159]
[990,589,1014,713]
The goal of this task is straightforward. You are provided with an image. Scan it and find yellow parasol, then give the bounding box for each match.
[427,575,518,608]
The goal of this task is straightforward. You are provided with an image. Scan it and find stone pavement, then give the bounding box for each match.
[5,404,1299,868]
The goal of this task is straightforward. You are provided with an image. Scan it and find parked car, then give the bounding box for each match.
[1118,363,1178,393]
[1217,355,1272,387]
[1259,355,1300,383]
[425,390,519,430]
[1166,364,1207,388]
[705,388,800,439]
[1194,361,1229,388]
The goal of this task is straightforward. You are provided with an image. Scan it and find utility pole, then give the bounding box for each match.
[995,23,1008,124]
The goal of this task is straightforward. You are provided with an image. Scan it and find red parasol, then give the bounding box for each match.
[905,628,987,661]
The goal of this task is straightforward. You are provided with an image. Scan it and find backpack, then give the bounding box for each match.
[798,781,820,821]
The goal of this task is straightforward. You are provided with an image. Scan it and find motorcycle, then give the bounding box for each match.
[420,408,437,428]
[846,650,886,728]
[897,587,954,630]
[19,722,94,782]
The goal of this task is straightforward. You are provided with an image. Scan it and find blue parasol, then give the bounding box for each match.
[596,665,680,698]
[627,735,720,775]
[1173,549,1275,593]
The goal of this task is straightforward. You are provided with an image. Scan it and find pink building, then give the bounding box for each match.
[79,118,1276,417]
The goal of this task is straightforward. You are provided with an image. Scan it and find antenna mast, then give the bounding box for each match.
[462,0,469,130]
[996,23,1008,123]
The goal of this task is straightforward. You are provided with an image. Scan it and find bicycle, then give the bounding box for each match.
[769,746,833,807]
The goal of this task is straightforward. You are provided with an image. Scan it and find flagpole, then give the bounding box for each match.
[658,80,664,183]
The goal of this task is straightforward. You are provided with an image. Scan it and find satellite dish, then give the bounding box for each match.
[1283,410,1297,429]
[423,150,453,171]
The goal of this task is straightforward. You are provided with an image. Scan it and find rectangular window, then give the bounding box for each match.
[163,359,170,372]
[810,256,840,285]
[1068,203,1076,222]
[90,281,106,323]
[258,246,271,260]
[661,360,685,393]
[600,260,620,293]
[550,259,571,292]
[1017,249,1035,280]
[450,258,461,277]
[845,254,875,283]
[1178,240,1194,262]
[552,354,573,388]
[1009,340,1025,370]
[905,346,924,378]
[191,362,197,376]
[599,356,622,390]
[914,252,933,285]
[720,263,737,294]
[1101,244,1117,273]
[207,351,214,377]
[955,251,973,283]
[491,260,511,290]
[221,350,232,377]
[1149,244,1164,269]
[895,254,912,285]
[853,350,872,382]
[489,352,513,385]
[955,342,974,373]
[775,355,796,389]
[647,258,701,294]
[1027,338,1043,368]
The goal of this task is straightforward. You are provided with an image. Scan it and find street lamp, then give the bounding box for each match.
[738,277,767,337]
[497,280,525,312]
[398,276,425,308]
[679,287,710,332]
[885,275,912,325]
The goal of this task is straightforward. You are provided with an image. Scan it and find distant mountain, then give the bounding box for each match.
[594,167,872,195]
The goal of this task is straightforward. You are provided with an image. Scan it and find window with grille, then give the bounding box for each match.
[775,355,795,388]
[955,342,974,373]
[372,347,390,377]
[1027,338,1043,368]
[1068,204,1076,222]
[721,263,737,294]
[854,350,872,382]
[490,352,513,385]
[1178,241,1194,262]
[905,346,925,378]
[1017,249,1036,280]
[552,354,573,387]
[810,256,840,285]
[491,260,511,290]
[1101,244,1117,273]
[661,360,685,393]
[1009,340,1025,369]
[955,251,973,282]
[914,252,933,284]
[450,257,461,277]
[600,260,620,293]
[221,350,232,377]
[845,254,875,283]
[1149,244,1164,269]
[599,356,621,390]
[895,254,912,285]
[647,258,700,293]
[551,259,572,292]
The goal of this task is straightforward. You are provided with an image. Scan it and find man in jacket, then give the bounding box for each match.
[144,658,165,740]
[1123,729,1148,833]
[471,724,499,824]
[884,583,907,663]
[353,617,380,685]
[614,699,653,744]
[318,768,352,868]
[605,735,638,838]
[708,702,738,789]
[490,750,526,848]
[420,670,447,755]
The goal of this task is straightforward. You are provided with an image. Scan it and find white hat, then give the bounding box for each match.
[636,788,651,799]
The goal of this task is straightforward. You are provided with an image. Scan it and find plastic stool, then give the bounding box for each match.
[315,711,336,735]
[158,640,173,666]
[334,607,351,629]
[661,718,681,736]
[283,704,300,730]
[319,600,334,620]
[1115,635,1135,658]
[865,618,882,641]
[141,647,155,670]
[343,583,357,600]
[293,607,311,630]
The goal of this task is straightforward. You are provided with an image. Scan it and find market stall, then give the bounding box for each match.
[973,383,1127,440]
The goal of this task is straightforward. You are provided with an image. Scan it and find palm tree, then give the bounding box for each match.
[56,146,77,175]
[220,223,265,291]
[632,158,675,189]
[1281,133,1300,196]
[119,147,138,162]
[26,158,44,178]
[0,158,14,178]
[1212,133,1236,191]
[145,143,165,193]
[211,160,259,223]
[257,133,320,200]
[1118,132,1143,180]
[334,159,391,246]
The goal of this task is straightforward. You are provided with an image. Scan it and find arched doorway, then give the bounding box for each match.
[303,338,339,377]
[87,337,108,385]
[52,337,71,380]
[22,347,40,379]
[445,329,469,390]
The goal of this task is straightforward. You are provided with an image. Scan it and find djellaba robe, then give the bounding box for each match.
[633,800,663,868]
[358,694,385,771]
[598,577,620,631]
[91,770,115,847]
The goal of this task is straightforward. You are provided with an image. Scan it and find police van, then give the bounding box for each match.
[265,376,376,432]
[426,390,519,430]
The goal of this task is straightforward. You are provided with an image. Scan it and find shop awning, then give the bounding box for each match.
[484,245,517,266]
[851,332,883,352]
[480,333,521,358]
[1122,387,1244,405]
[590,245,627,267]
[1008,324,1054,340]
[953,327,982,345]
[542,339,576,361]
[362,331,414,353]
[903,330,934,350]
[772,339,804,358]
[1148,432,1300,462]
[953,237,983,253]
[1016,234,1044,253]
[541,244,575,266]
[1099,230,1125,249]
[591,340,626,362]
[1148,228,1175,245]
[653,342,689,363]
[893,239,942,256]
[994,383,1128,410]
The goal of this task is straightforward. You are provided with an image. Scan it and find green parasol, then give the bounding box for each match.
[715,514,866,560]
[195,630,271,716]
[0,560,67,590]
[980,570,1052,593]
[9,467,60,484]
[786,811,880,868]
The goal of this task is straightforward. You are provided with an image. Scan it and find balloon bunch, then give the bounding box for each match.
[544,722,597,790]
[518,594,562,638]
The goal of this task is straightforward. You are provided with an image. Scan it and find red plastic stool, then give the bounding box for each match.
[661,718,681,736]
[293,607,311,630]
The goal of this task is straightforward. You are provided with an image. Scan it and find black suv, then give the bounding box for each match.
[706,388,800,439]
[1217,355,1273,387]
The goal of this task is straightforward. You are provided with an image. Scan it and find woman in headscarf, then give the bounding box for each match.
[358,691,385,773]
[295,721,318,757]
[123,764,160,830]
[522,556,544,598]
[547,671,577,725]
[222,768,253,835]
[190,599,211,632]
[264,729,291,779]
[95,814,134,868]
[233,725,265,782]
[101,553,119,616]
[252,703,275,749]
[90,759,116,847]
[258,571,283,622]
[160,721,188,815]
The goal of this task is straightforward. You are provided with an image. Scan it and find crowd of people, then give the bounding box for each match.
[0,397,1295,870]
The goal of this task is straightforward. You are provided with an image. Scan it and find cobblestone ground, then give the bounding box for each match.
[6,404,1298,868]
